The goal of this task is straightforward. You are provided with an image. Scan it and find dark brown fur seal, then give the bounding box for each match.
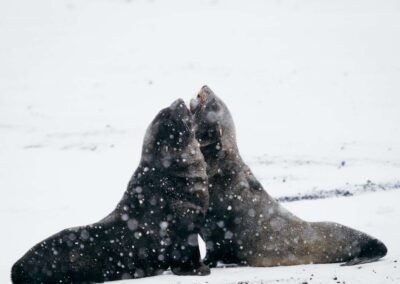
[190,86,387,267]
[11,99,210,283]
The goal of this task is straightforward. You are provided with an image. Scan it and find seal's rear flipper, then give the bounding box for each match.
[341,238,387,266]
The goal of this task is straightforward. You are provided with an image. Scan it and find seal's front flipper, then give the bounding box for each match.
[169,233,210,276]
[341,238,387,266]
[169,201,210,276]
[169,231,211,276]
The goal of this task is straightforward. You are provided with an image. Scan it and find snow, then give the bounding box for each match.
[1,0,400,283]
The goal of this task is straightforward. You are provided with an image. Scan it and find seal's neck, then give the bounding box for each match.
[200,138,244,177]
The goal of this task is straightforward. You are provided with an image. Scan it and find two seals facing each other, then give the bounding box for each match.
[11,87,388,284]
[190,86,387,267]
[12,99,210,284]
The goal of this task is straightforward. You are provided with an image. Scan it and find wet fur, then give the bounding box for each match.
[190,86,387,267]
[11,99,210,283]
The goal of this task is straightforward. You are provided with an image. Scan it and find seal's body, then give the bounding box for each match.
[12,99,209,284]
[190,86,387,267]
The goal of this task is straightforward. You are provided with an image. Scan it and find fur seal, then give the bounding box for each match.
[11,99,210,284]
[190,86,387,267]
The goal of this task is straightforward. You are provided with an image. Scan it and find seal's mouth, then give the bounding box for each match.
[170,98,192,116]
[190,85,212,115]
[169,98,193,133]
[170,98,188,110]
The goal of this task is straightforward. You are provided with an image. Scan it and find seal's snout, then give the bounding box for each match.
[190,85,214,114]
[170,98,187,109]
[200,85,213,94]
[170,98,190,114]
[169,98,193,126]
[198,85,212,104]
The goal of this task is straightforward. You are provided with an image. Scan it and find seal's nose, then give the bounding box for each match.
[199,85,213,97]
[200,85,210,92]
[190,85,214,114]
[170,98,191,120]
[197,85,213,104]
[170,98,187,110]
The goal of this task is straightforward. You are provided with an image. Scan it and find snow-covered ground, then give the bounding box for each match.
[1,0,400,283]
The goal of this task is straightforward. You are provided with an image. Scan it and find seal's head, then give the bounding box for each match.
[141,99,204,173]
[190,85,236,148]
